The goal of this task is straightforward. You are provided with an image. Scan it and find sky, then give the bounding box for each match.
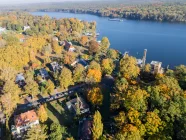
[0,0,92,5]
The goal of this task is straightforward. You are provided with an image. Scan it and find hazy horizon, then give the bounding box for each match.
[0,0,95,5]
[1,0,186,6]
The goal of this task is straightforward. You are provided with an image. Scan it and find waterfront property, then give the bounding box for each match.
[150,61,164,74]
[32,12,186,67]
[11,110,39,137]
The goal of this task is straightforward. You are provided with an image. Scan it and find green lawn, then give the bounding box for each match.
[45,99,79,138]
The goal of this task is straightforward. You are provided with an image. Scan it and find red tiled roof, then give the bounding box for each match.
[14,110,39,127]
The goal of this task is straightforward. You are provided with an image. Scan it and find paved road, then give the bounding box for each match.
[17,83,86,110]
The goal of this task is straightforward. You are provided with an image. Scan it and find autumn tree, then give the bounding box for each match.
[115,78,129,93]
[2,33,19,46]
[107,49,119,60]
[49,123,66,140]
[89,61,101,71]
[120,56,140,79]
[100,37,110,53]
[175,65,186,90]
[145,111,164,136]
[59,67,74,90]
[92,111,103,140]
[44,79,55,94]
[86,69,102,83]
[73,64,85,83]
[42,44,52,57]
[25,76,39,98]
[52,40,62,54]
[87,87,103,105]
[144,63,151,73]
[79,36,88,46]
[24,125,48,140]
[114,111,126,129]
[1,80,20,133]
[124,88,149,112]
[37,105,48,123]
[89,40,99,54]
[63,52,76,65]
[116,124,142,140]
[101,58,114,75]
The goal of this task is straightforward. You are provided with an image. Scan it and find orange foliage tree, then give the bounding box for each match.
[86,69,102,83]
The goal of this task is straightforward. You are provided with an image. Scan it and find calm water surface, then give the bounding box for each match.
[32,12,186,67]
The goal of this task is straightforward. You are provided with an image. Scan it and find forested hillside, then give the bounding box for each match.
[1,0,186,22]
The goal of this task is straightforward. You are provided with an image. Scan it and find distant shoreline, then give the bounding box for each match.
[35,9,186,24]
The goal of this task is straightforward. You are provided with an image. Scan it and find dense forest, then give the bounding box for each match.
[0,12,186,140]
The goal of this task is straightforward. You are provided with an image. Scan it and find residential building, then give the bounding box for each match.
[49,62,63,73]
[15,73,26,88]
[64,41,76,52]
[52,36,58,42]
[150,61,164,74]
[39,68,50,79]
[137,59,143,67]
[78,118,93,140]
[0,27,6,34]
[66,97,90,115]
[71,59,88,68]
[23,26,30,31]
[11,110,39,137]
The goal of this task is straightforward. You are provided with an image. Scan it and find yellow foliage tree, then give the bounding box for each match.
[37,105,48,123]
[79,36,88,46]
[145,111,164,136]
[86,69,102,83]
[87,87,103,105]
[120,56,140,79]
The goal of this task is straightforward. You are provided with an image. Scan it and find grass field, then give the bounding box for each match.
[45,99,79,138]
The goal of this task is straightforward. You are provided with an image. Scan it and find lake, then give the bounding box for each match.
[32,12,186,68]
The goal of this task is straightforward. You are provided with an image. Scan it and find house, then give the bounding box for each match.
[11,110,39,137]
[150,61,164,74]
[84,32,93,36]
[59,41,65,46]
[64,41,76,52]
[15,73,26,88]
[49,62,63,73]
[78,118,93,140]
[71,59,88,68]
[39,68,50,79]
[15,73,25,83]
[137,59,143,67]
[66,97,90,115]
[52,36,58,42]
[0,27,6,34]
[23,26,30,31]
